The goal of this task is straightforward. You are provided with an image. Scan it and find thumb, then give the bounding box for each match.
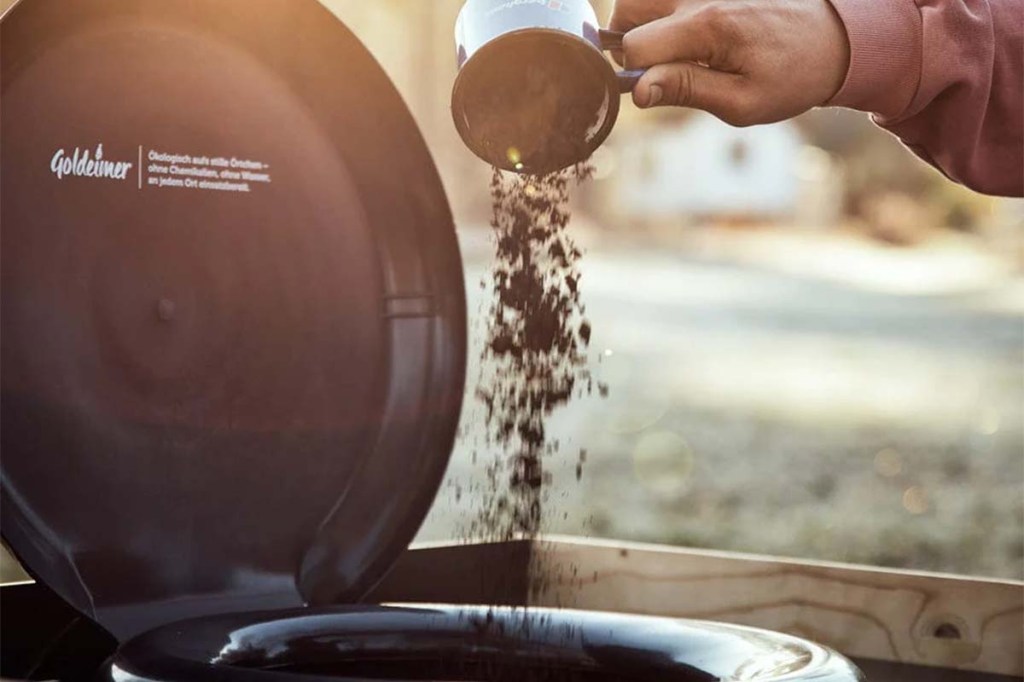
[632,62,752,125]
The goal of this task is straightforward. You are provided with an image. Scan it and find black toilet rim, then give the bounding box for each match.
[108,604,864,682]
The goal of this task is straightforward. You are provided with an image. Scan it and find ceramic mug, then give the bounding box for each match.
[452,0,643,175]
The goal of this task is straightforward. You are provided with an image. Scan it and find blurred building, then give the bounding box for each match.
[617,113,803,221]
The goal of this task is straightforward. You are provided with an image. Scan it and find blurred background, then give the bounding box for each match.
[2,0,1022,583]
[320,0,1024,581]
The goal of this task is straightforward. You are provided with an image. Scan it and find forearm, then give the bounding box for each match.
[826,0,1024,197]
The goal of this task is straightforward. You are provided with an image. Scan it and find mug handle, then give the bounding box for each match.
[598,29,646,93]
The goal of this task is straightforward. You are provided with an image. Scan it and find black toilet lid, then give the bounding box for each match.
[1,0,465,640]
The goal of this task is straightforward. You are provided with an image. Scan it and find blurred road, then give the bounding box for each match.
[418,227,1024,580]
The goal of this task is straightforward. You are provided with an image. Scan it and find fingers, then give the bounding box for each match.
[608,0,680,33]
[632,63,757,126]
[608,6,637,35]
[622,10,722,70]
[609,0,692,64]
[621,4,758,124]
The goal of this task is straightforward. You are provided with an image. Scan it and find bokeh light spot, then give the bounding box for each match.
[902,486,929,514]
[874,448,903,478]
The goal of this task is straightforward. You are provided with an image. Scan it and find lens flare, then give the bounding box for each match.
[902,486,929,515]
[874,448,902,478]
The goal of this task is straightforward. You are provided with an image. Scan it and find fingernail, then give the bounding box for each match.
[647,84,663,107]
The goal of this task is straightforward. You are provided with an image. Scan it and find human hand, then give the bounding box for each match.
[610,0,851,126]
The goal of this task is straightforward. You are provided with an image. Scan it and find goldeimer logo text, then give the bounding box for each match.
[51,144,133,181]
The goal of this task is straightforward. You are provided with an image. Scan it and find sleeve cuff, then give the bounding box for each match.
[825,0,923,120]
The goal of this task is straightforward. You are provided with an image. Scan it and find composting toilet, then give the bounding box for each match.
[0,0,864,679]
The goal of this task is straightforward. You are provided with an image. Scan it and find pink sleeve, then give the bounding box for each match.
[825,0,1024,197]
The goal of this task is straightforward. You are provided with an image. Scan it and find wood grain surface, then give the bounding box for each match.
[532,535,1024,677]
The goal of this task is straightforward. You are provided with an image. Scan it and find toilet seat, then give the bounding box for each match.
[109,605,863,682]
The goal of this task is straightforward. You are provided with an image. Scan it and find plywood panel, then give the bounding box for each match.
[533,536,1024,677]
